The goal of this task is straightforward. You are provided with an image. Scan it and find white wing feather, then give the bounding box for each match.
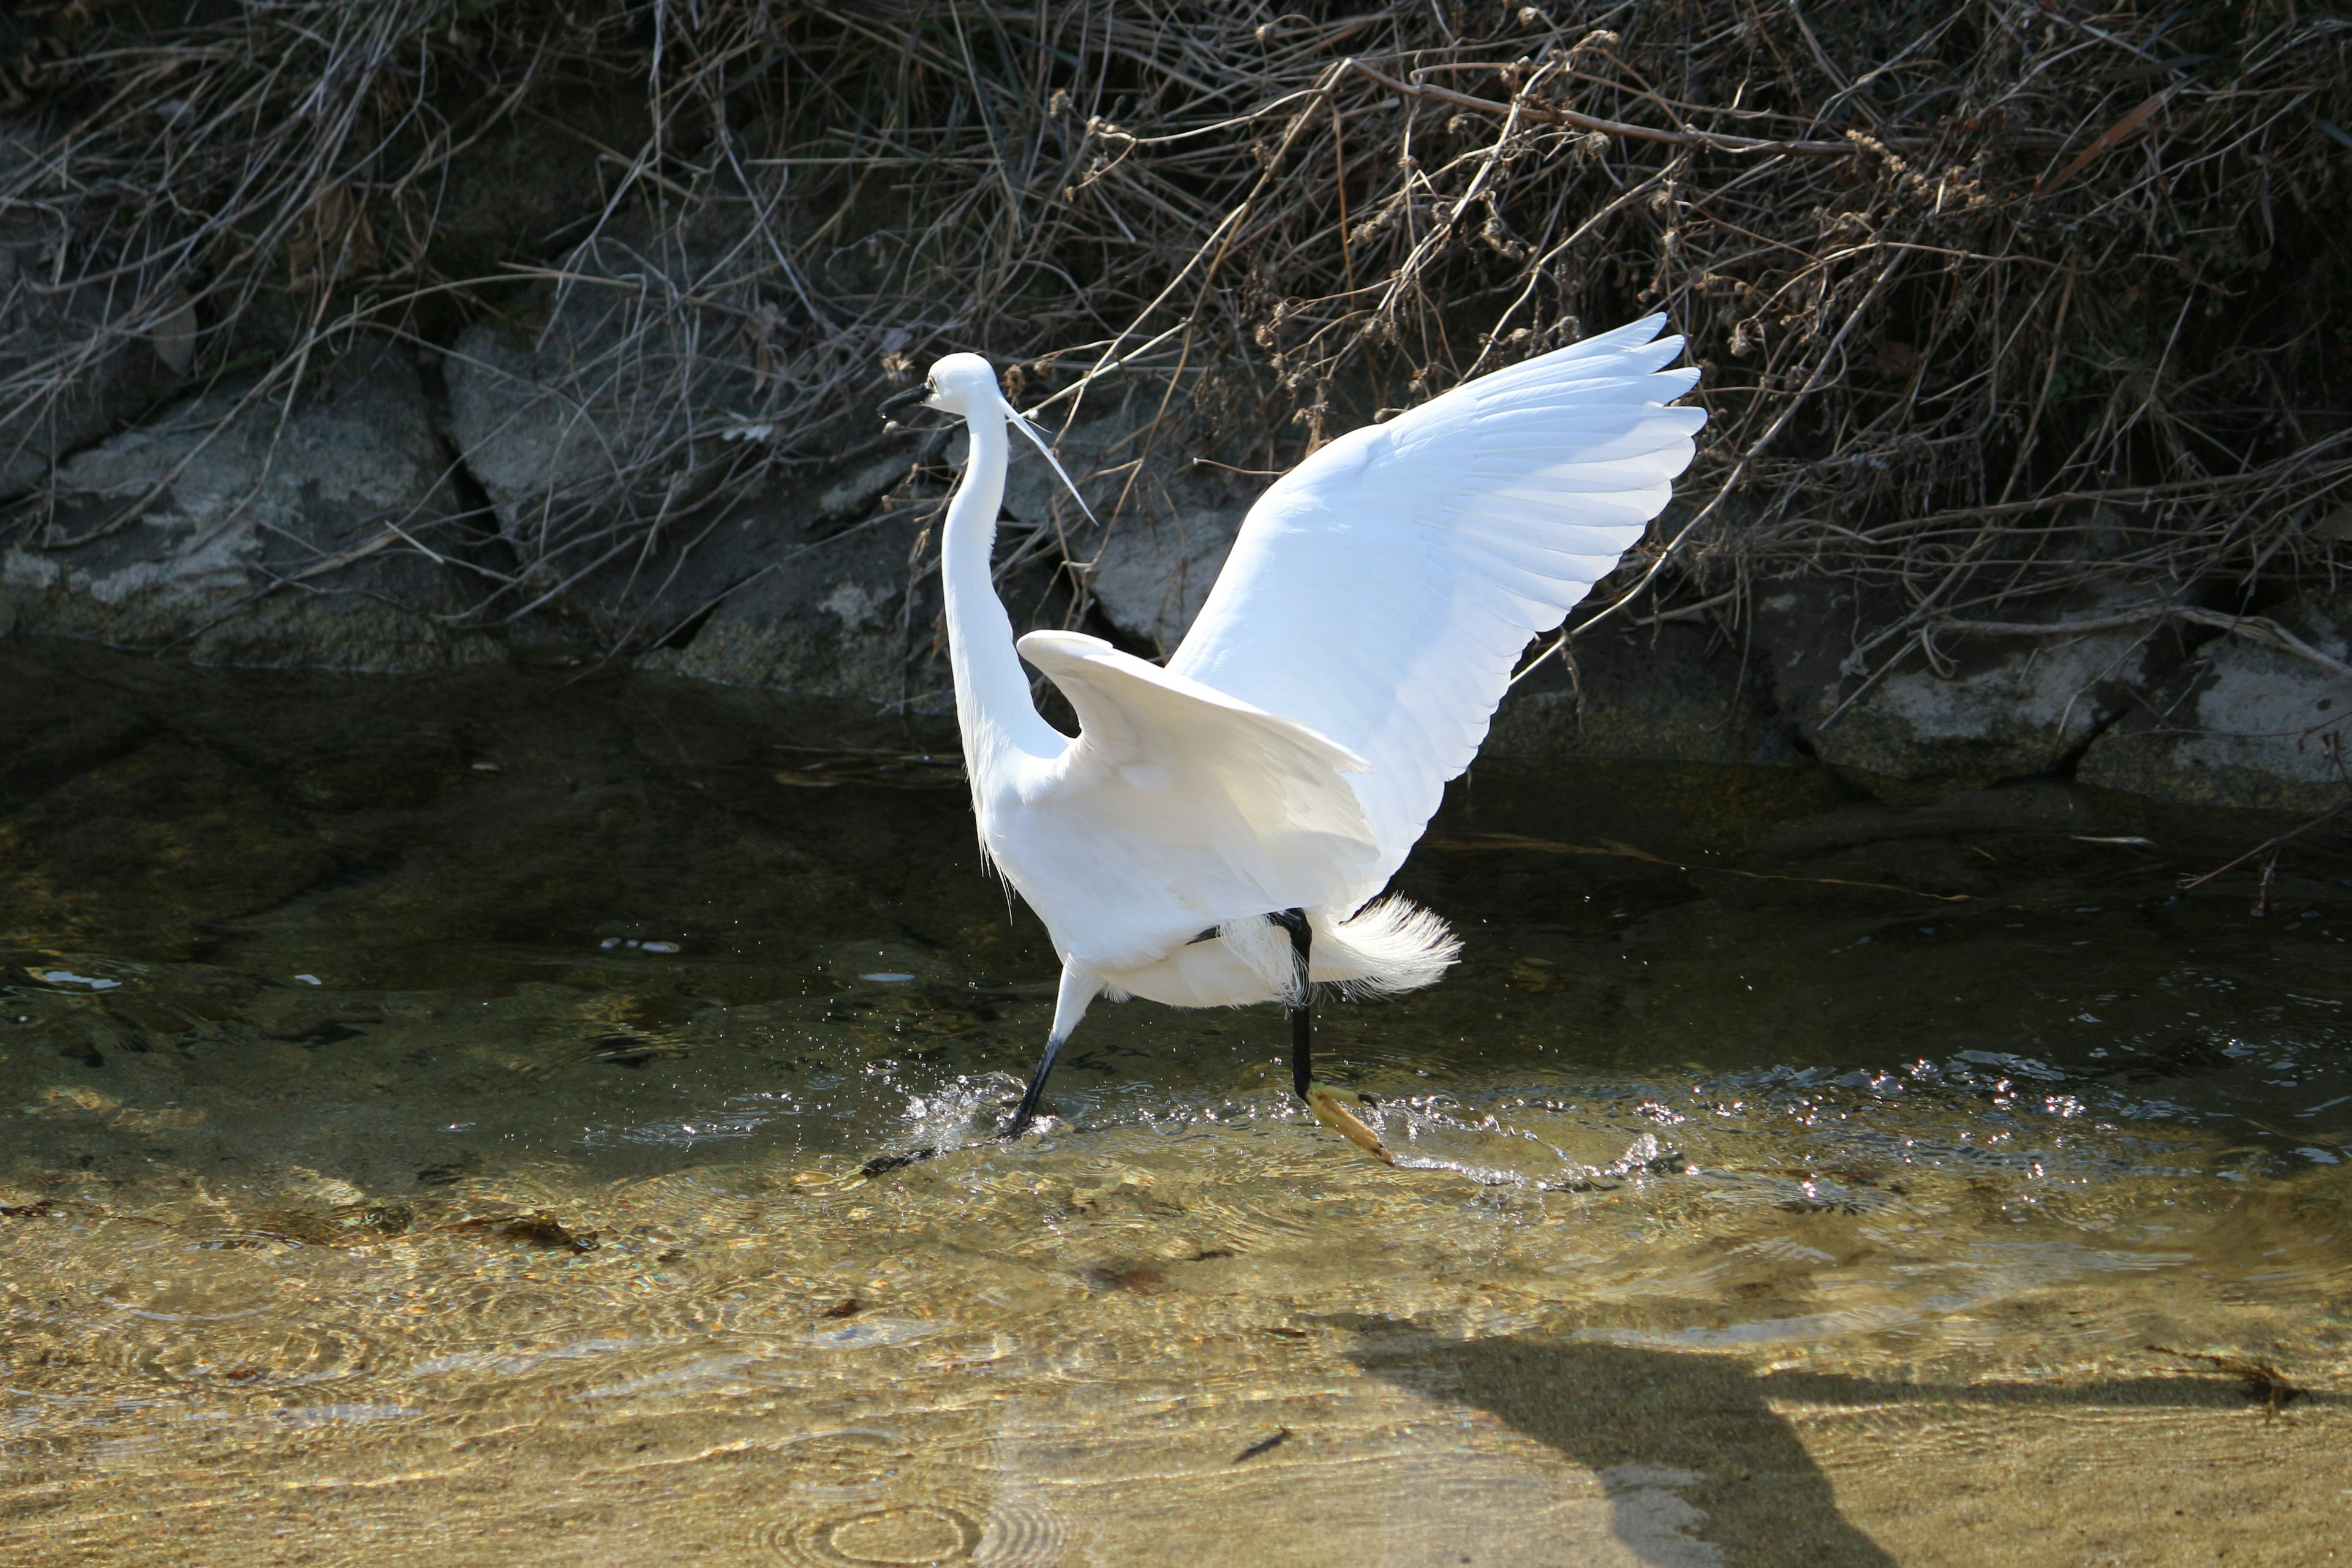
[1012,630,1380,957]
[1168,315,1705,909]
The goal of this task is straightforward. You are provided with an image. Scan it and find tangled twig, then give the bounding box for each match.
[0,1,2342,692]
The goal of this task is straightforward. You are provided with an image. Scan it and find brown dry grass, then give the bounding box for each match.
[3,1,2348,685]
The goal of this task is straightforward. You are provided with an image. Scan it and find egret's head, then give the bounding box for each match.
[876,353,1000,421]
[873,352,1100,529]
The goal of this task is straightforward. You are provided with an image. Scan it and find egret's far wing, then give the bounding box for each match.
[1016,630,1379,921]
[1168,315,1705,908]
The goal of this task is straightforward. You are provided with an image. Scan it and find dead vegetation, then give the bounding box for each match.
[2147,1344,2304,1418]
[2,1,2348,684]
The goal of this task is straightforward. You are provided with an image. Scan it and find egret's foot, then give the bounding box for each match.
[1303,1082,1394,1164]
[859,1146,939,1179]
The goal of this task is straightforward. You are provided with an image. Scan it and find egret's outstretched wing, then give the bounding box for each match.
[1169,315,1705,908]
[1016,630,1379,937]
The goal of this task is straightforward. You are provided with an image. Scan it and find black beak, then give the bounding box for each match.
[877,385,929,420]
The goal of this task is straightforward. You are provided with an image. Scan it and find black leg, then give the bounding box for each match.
[1003,1032,1067,1139]
[1291,989,1313,1099]
[1001,966,1103,1143]
[870,1028,1060,1170]
[1267,908,1313,1099]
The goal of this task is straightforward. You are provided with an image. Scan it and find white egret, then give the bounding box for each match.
[876,317,1702,1159]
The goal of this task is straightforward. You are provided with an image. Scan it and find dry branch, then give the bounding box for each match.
[0,0,2343,683]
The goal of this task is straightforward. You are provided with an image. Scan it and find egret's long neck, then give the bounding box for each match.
[943,402,1061,771]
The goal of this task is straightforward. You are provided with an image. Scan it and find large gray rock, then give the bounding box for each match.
[1085,502,1245,655]
[638,505,933,707]
[987,409,1254,656]
[628,426,949,704]
[446,315,658,552]
[0,132,192,498]
[1757,582,2158,784]
[1814,625,2151,782]
[2079,592,2352,812]
[641,426,1091,709]
[1748,576,1873,733]
[445,249,762,560]
[0,345,494,671]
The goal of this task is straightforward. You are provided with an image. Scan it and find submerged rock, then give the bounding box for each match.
[1749,775,2113,858]
[0,345,493,672]
[2079,592,2352,812]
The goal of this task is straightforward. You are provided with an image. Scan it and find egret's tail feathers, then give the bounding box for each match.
[1313,895,1460,1000]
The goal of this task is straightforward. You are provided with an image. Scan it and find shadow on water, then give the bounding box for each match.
[1345,1322,1899,1567]
[1343,1322,2338,1567]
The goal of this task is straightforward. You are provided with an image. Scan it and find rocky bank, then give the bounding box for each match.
[4,333,2340,818]
[4,1,2342,820]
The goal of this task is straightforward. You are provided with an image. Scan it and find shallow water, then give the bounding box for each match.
[2,639,2348,1566]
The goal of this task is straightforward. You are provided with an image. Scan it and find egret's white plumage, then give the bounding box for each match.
[895,316,1703,1141]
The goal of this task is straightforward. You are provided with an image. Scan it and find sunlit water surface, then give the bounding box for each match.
[2,642,2347,1566]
